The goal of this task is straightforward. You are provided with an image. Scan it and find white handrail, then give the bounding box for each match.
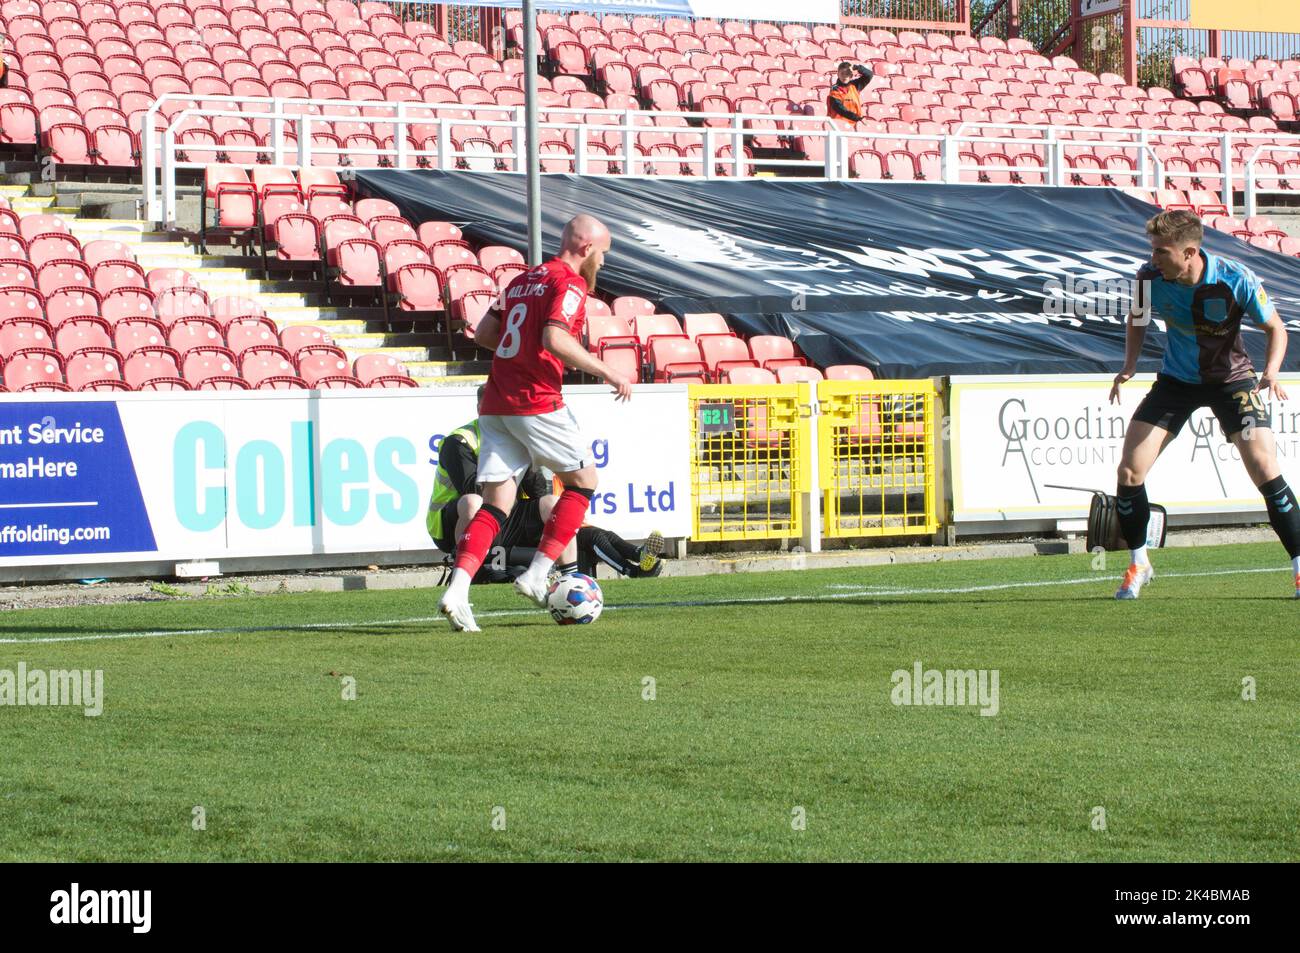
[140,93,1300,225]
[1241,144,1300,220]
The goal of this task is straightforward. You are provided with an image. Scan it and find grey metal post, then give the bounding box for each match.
[522,0,542,264]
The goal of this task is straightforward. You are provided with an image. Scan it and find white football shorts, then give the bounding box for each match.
[477,407,593,483]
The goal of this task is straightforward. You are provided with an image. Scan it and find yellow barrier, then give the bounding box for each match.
[688,383,811,542]
[817,380,939,537]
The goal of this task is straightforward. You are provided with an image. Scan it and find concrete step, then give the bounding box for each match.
[9,196,57,211]
[347,344,432,362]
[414,374,487,387]
[407,361,491,378]
[63,221,178,242]
[278,318,371,335]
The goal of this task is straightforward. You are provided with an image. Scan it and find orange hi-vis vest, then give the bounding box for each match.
[827,81,862,129]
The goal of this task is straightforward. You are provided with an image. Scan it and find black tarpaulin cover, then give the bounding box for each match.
[355,170,1300,377]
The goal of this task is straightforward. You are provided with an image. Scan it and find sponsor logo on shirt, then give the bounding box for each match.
[561,286,583,318]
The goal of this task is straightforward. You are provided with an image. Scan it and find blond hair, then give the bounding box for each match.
[1145,209,1203,245]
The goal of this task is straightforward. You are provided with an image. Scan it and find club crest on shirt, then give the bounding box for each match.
[561,286,583,318]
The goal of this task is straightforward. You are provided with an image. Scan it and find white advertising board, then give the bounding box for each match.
[0,385,691,568]
[950,374,1300,522]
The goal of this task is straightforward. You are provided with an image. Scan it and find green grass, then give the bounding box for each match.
[0,543,1296,862]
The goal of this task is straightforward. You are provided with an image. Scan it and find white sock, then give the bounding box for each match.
[1292,556,1300,576]
[445,568,470,600]
[524,551,555,579]
[1131,545,1150,567]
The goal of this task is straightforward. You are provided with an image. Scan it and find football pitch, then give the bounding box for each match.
[0,542,1296,862]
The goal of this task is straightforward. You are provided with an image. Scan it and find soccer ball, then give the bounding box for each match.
[546,573,603,625]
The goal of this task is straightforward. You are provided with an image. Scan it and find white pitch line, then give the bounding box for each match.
[825,565,1287,597]
[0,565,1289,646]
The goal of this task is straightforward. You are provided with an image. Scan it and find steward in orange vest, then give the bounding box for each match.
[827,62,873,130]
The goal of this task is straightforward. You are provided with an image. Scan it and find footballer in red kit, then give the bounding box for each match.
[438,214,634,632]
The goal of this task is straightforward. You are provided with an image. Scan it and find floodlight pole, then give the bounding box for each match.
[522,0,542,265]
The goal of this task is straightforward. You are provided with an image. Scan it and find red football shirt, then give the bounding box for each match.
[478,258,588,416]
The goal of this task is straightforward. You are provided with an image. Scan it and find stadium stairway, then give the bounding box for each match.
[0,168,491,388]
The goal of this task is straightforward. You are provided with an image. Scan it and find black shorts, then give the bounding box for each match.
[433,497,547,556]
[435,497,547,584]
[1131,374,1272,438]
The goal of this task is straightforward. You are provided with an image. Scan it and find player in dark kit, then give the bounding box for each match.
[437,214,633,631]
[1110,209,1299,599]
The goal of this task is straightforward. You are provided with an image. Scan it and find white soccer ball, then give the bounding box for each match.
[546,573,604,625]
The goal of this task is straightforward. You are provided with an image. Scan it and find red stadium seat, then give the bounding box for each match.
[279,325,335,358]
[91,125,138,165]
[273,213,322,264]
[698,333,752,377]
[0,315,52,359]
[82,240,136,270]
[182,346,240,388]
[93,259,148,296]
[748,335,800,369]
[353,353,411,385]
[613,296,656,320]
[478,245,526,273]
[632,313,684,349]
[723,366,776,384]
[65,349,128,391]
[202,165,258,253]
[0,259,38,291]
[332,237,384,290]
[196,376,251,390]
[455,290,495,338]
[393,263,443,311]
[775,365,824,383]
[683,312,730,340]
[586,311,639,353]
[136,376,192,391]
[647,336,706,382]
[417,221,464,246]
[101,288,156,326]
[123,346,181,389]
[297,351,352,387]
[825,364,876,380]
[3,350,65,391]
[240,344,296,386]
[45,289,102,329]
[168,316,224,356]
[19,214,71,243]
[54,316,113,357]
[27,233,82,269]
[431,241,477,273]
[113,317,166,358]
[382,240,431,290]
[37,260,93,298]
[225,318,281,358]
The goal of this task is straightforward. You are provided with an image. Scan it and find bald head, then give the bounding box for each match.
[561,214,610,253]
[558,213,612,292]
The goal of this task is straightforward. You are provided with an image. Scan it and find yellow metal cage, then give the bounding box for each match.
[688,383,811,542]
[817,379,939,537]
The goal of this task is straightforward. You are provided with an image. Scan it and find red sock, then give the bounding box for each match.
[453,506,502,578]
[537,489,591,561]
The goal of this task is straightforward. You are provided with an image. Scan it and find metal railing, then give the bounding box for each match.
[1242,144,1300,219]
[141,93,1300,224]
